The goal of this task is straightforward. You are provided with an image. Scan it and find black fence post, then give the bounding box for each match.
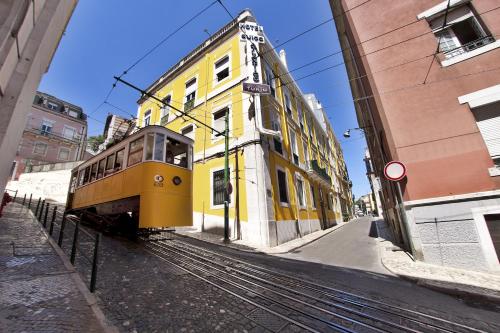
[22,193,26,206]
[90,233,101,293]
[38,200,45,220]
[35,198,41,216]
[70,219,80,265]
[13,190,17,203]
[43,203,49,227]
[49,206,57,236]
[28,194,32,209]
[58,213,67,247]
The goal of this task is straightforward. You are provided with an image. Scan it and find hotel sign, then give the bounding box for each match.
[239,22,264,43]
[242,82,271,95]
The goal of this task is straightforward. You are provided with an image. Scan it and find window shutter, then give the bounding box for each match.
[473,105,500,158]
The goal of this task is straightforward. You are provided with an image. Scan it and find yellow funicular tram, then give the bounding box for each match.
[66,126,194,235]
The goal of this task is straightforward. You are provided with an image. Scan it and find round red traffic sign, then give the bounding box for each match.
[384,161,406,181]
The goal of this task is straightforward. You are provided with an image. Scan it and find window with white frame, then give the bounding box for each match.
[33,142,48,155]
[47,101,58,111]
[214,55,230,83]
[181,124,195,140]
[277,168,289,204]
[297,99,304,128]
[303,141,309,166]
[58,147,70,161]
[144,110,151,127]
[40,120,53,135]
[426,3,494,59]
[471,102,500,167]
[328,193,334,211]
[185,77,197,111]
[62,126,76,140]
[289,129,299,165]
[265,65,276,97]
[296,175,306,209]
[212,107,228,140]
[270,111,283,155]
[68,109,79,118]
[310,183,316,208]
[160,95,171,125]
[284,88,292,115]
[212,168,231,206]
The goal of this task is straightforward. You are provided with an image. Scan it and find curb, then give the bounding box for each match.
[374,218,500,305]
[177,221,350,255]
[24,205,118,333]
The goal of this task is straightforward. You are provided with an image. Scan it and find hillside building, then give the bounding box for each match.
[136,10,353,247]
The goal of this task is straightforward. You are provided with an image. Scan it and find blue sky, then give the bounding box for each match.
[39,0,370,199]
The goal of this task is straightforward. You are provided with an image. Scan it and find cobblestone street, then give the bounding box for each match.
[4,201,500,332]
[0,203,105,332]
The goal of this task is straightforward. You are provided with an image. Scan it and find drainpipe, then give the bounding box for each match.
[253,94,281,138]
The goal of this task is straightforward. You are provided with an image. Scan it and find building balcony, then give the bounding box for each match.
[443,36,495,59]
[160,115,169,126]
[25,127,81,144]
[184,99,194,112]
[307,159,331,186]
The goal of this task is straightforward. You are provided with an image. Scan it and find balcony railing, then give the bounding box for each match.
[160,115,169,126]
[184,99,194,112]
[307,160,331,185]
[444,36,495,59]
[25,127,81,143]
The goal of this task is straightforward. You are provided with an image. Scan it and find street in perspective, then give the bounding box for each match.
[1,0,500,332]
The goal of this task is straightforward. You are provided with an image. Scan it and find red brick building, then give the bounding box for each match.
[331,0,500,271]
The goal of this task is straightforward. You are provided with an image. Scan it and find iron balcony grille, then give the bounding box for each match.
[444,36,495,59]
[308,160,331,185]
[184,99,195,112]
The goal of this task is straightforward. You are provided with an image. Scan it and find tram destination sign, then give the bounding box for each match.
[243,82,271,95]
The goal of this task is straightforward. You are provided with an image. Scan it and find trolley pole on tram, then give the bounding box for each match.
[223,109,230,243]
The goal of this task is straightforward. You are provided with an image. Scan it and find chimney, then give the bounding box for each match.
[279,49,288,70]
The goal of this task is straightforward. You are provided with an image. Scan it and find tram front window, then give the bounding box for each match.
[154,133,165,161]
[145,133,154,160]
[166,137,190,169]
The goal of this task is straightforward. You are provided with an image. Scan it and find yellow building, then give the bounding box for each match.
[136,10,352,247]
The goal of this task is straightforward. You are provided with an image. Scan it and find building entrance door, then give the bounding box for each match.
[485,214,500,262]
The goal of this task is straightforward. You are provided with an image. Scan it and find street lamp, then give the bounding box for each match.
[343,127,369,138]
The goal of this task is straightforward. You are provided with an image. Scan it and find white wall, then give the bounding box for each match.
[7,168,72,204]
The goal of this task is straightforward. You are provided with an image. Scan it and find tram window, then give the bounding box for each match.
[114,149,124,171]
[105,154,115,175]
[83,166,91,184]
[166,137,189,168]
[154,133,165,161]
[97,158,105,179]
[145,133,154,160]
[128,136,144,166]
[90,163,97,182]
[77,169,85,187]
[69,172,78,193]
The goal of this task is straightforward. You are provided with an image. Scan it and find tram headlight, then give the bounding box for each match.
[172,176,182,186]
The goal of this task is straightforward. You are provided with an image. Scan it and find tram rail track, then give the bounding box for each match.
[142,235,487,333]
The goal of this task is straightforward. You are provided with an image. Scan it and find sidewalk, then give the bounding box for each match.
[375,219,500,303]
[175,221,349,254]
[0,203,114,332]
